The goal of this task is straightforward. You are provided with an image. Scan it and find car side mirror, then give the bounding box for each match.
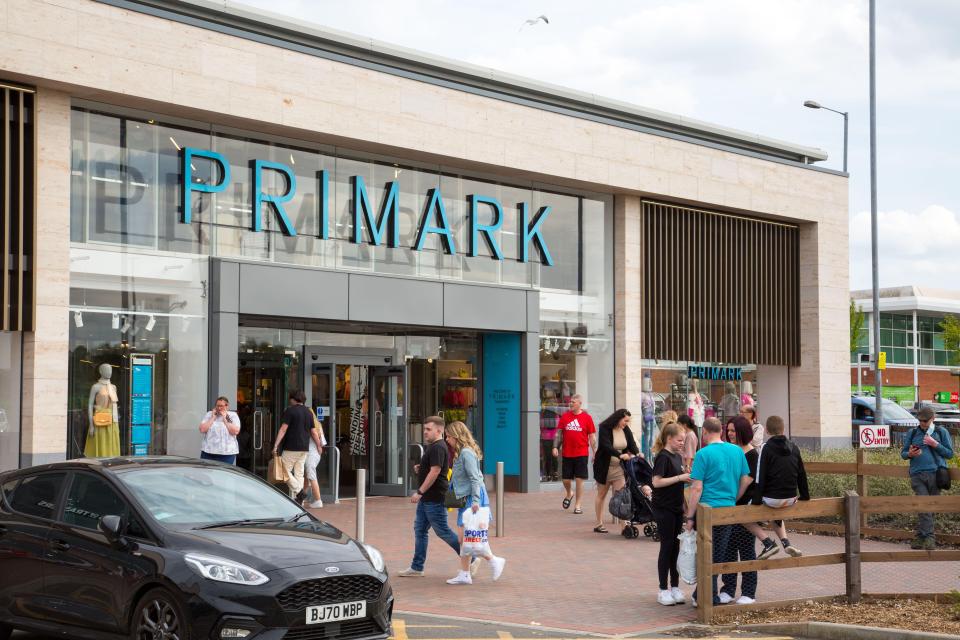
[99,515,129,549]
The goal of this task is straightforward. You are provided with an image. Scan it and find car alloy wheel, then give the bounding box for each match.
[133,588,189,640]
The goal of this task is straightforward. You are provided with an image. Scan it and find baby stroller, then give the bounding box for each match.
[618,456,658,541]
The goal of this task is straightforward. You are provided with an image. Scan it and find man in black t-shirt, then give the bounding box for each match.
[272,390,323,500]
[397,416,460,576]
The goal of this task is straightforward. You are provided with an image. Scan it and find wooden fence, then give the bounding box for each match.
[695,492,960,624]
[795,450,960,543]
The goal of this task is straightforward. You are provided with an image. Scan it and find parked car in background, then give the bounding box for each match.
[910,401,960,429]
[0,457,392,640]
[851,395,920,446]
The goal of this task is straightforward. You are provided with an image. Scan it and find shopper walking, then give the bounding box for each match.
[398,416,461,576]
[444,421,506,585]
[552,394,597,514]
[199,396,240,464]
[651,422,690,606]
[902,406,955,549]
[592,408,640,533]
[720,416,759,605]
[684,417,753,607]
[303,415,326,509]
[272,390,323,500]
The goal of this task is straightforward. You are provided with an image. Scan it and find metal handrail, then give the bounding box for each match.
[408,442,424,460]
[323,444,341,504]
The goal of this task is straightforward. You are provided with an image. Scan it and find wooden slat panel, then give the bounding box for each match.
[710,498,845,525]
[2,88,9,331]
[861,550,960,563]
[712,552,845,575]
[861,495,960,514]
[639,201,799,365]
[804,461,859,474]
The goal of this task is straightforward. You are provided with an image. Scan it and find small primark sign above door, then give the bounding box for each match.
[179,148,555,266]
[687,365,743,381]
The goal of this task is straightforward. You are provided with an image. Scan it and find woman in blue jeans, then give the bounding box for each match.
[445,421,506,585]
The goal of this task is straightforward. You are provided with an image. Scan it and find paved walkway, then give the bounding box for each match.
[313,489,960,636]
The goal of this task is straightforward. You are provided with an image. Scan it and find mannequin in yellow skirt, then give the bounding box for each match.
[85,363,120,458]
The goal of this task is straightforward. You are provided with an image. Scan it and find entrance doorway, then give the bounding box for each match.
[236,352,295,478]
[305,349,411,500]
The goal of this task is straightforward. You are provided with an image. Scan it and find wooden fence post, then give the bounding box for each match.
[856,448,867,534]
[844,489,862,604]
[696,504,714,624]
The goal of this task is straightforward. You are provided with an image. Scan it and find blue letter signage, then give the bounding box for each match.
[178,149,555,264]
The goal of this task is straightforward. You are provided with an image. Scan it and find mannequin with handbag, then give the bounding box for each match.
[84,363,121,458]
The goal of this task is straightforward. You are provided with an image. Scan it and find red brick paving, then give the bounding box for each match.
[310,490,960,635]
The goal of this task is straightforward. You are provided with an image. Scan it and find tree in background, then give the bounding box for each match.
[940,314,960,365]
[850,300,866,354]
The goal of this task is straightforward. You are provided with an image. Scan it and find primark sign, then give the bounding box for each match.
[180,148,554,265]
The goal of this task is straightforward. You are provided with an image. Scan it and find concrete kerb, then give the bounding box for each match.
[737,622,960,640]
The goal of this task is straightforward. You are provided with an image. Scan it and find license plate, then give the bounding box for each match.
[305,600,366,625]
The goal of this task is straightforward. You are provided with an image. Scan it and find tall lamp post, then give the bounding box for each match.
[803,100,849,173]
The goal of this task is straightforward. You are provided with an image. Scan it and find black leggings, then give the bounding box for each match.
[654,509,683,590]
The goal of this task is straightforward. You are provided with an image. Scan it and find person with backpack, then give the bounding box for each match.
[750,415,810,558]
[901,406,955,549]
[651,422,690,606]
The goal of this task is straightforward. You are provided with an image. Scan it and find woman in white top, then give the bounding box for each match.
[199,396,241,464]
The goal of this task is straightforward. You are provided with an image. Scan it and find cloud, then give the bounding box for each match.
[849,205,960,289]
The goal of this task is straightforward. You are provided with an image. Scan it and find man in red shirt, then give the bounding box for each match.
[552,394,597,514]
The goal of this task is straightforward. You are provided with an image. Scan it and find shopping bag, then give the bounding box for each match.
[268,453,289,484]
[607,485,633,520]
[677,528,697,585]
[461,506,492,558]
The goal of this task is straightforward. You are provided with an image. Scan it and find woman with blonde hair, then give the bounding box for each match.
[651,422,690,605]
[444,421,506,585]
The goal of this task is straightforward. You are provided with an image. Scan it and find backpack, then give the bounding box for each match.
[608,485,633,520]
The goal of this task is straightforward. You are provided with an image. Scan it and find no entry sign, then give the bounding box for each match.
[859,424,890,448]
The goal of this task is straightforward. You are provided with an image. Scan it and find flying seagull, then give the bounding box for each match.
[519,15,549,31]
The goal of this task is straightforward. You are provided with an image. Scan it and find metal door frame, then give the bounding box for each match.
[368,366,408,497]
[303,347,398,502]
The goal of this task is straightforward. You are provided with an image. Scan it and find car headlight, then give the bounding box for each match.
[184,553,269,586]
[362,543,385,573]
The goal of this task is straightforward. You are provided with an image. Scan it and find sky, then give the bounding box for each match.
[239,0,960,291]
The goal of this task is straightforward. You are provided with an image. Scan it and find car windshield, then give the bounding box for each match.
[862,398,916,422]
[114,465,302,529]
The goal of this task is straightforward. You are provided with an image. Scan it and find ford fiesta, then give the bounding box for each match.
[0,457,392,640]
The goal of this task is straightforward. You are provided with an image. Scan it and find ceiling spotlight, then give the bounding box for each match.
[562,338,571,351]
[181,316,191,333]
[120,317,132,334]
[145,315,156,332]
[129,321,139,337]
[73,311,83,328]
[112,312,120,329]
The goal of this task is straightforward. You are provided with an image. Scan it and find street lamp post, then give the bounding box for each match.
[803,100,849,173]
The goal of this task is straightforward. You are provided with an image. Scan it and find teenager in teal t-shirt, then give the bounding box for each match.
[690,438,751,507]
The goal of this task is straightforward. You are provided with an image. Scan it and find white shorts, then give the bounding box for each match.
[762,496,798,509]
[305,452,322,482]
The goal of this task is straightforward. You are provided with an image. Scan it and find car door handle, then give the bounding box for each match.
[50,539,71,551]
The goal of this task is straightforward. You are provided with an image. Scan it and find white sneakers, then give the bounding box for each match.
[446,571,472,585]
[670,587,685,604]
[657,590,675,606]
[718,592,734,604]
[736,595,756,605]
[490,556,506,581]
[306,499,323,509]
[397,567,424,577]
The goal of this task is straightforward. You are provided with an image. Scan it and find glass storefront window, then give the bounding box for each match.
[0,332,22,472]
[67,253,208,459]
[639,361,759,428]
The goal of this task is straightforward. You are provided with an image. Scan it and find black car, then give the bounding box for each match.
[0,457,392,640]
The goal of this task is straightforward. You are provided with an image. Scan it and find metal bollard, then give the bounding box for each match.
[356,468,366,543]
[495,461,504,538]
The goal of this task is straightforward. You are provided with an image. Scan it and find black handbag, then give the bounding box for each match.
[444,488,466,509]
[936,466,951,491]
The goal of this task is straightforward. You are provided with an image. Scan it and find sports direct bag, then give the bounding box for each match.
[461,507,492,558]
[677,529,697,585]
[608,485,633,520]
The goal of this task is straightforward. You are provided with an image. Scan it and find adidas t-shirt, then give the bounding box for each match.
[558,411,596,458]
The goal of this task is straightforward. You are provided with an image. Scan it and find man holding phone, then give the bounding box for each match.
[199,396,241,464]
[902,406,955,549]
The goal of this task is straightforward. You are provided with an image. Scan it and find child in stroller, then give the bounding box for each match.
[617,456,658,540]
